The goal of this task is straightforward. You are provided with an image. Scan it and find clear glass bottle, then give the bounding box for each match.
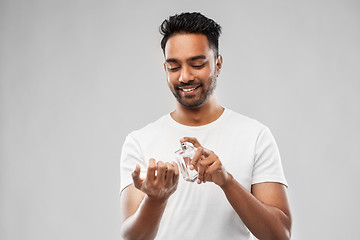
[174,142,198,182]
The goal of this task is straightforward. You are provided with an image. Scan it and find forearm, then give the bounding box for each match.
[221,174,291,240]
[121,196,167,240]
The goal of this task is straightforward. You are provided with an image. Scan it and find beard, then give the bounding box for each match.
[170,75,217,108]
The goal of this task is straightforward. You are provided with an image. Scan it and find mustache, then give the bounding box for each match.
[176,82,202,88]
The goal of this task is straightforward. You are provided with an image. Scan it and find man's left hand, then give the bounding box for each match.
[180,137,230,186]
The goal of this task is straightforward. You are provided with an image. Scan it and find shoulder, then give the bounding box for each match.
[225,108,267,134]
[126,113,170,141]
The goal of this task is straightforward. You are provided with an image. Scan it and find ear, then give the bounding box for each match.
[216,54,223,76]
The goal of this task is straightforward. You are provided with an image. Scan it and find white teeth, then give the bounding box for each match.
[182,87,197,92]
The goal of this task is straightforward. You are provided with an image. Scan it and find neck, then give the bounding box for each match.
[171,95,224,126]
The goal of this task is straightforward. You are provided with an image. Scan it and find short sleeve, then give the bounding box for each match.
[252,127,288,187]
[119,134,147,193]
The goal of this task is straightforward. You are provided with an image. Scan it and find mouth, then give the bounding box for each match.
[179,85,200,94]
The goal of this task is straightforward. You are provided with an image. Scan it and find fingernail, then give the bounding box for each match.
[189,165,194,170]
[197,179,201,184]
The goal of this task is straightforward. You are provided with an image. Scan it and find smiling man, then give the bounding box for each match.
[120,12,291,240]
[164,33,220,109]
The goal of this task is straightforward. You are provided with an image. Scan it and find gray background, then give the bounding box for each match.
[1,0,359,239]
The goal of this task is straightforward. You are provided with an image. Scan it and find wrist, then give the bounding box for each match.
[220,172,234,190]
[145,195,168,206]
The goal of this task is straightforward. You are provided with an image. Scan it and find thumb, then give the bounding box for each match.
[132,164,142,189]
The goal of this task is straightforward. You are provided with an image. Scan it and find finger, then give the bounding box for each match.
[181,137,212,158]
[190,146,203,170]
[180,137,202,148]
[155,161,166,185]
[202,148,213,158]
[204,160,222,182]
[131,164,142,189]
[165,162,175,186]
[172,162,180,184]
[197,154,217,184]
[146,158,156,183]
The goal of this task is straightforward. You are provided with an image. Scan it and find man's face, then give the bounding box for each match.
[164,33,222,108]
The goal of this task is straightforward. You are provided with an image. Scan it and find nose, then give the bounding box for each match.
[179,66,194,83]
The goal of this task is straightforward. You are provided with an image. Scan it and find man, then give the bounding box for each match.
[120,12,291,240]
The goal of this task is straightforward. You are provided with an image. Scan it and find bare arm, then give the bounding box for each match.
[221,177,291,240]
[120,159,179,240]
[182,137,292,240]
[120,185,167,240]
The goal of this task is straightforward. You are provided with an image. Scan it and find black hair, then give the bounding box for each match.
[160,12,222,56]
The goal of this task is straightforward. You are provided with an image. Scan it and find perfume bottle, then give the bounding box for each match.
[174,142,198,182]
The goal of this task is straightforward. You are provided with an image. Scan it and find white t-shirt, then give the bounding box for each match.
[120,108,287,240]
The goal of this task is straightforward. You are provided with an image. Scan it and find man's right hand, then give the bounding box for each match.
[132,158,179,202]
[121,159,179,239]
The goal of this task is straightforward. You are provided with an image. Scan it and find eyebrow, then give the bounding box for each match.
[165,55,207,63]
[189,55,206,61]
[165,58,178,63]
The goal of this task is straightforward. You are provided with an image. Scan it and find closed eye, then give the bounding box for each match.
[165,62,181,72]
[168,66,180,72]
[192,63,205,69]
